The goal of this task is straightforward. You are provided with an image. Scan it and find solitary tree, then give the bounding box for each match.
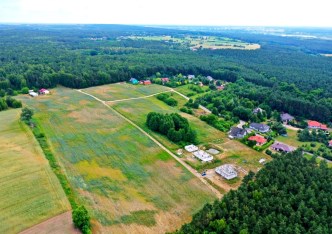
[20,107,34,123]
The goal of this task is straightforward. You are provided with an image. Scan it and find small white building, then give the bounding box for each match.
[29,91,38,97]
[185,144,198,153]
[215,164,238,180]
[193,150,213,162]
[259,158,266,164]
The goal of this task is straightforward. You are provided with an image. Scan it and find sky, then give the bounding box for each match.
[0,0,331,27]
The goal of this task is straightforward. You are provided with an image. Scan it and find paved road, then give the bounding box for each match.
[77,89,222,199]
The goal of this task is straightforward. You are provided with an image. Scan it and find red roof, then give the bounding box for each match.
[248,135,267,144]
[329,140,332,145]
[308,120,328,130]
[39,88,47,92]
[161,78,169,82]
[143,80,151,85]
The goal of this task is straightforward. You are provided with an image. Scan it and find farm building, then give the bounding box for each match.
[229,127,247,139]
[193,150,213,162]
[161,78,169,83]
[281,113,294,124]
[142,80,152,85]
[29,90,38,97]
[271,142,296,153]
[38,88,50,95]
[215,164,237,180]
[185,144,198,152]
[249,123,270,133]
[308,120,328,131]
[129,78,139,85]
[248,135,267,146]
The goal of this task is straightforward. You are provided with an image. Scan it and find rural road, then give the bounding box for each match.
[77,89,222,199]
[171,89,212,114]
[106,90,173,103]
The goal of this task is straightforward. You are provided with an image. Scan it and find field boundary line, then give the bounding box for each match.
[105,90,173,103]
[77,89,222,199]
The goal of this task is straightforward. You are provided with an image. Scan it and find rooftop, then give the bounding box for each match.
[215,164,237,180]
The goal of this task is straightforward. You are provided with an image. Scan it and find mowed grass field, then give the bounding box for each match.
[0,109,70,233]
[18,87,215,233]
[83,82,171,101]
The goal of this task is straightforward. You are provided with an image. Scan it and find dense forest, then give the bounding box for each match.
[0,24,331,122]
[177,152,332,234]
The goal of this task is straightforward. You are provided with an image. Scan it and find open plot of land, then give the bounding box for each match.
[18,87,215,233]
[83,82,171,101]
[0,109,70,233]
[174,85,211,99]
[124,35,260,50]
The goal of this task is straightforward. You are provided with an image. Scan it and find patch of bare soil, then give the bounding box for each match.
[20,211,80,234]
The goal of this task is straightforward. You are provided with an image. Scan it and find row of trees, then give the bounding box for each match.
[0,96,22,111]
[146,112,197,143]
[177,152,332,233]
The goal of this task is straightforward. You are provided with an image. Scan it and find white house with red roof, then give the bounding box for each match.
[307,120,328,131]
[38,88,50,95]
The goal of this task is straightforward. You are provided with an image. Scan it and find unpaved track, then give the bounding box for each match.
[20,211,80,234]
[77,89,222,199]
[106,90,173,103]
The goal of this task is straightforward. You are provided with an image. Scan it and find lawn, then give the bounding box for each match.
[276,128,323,150]
[175,85,211,99]
[83,82,171,101]
[18,87,215,233]
[0,109,70,233]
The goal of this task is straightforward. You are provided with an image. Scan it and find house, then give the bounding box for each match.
[187,75,195,80]
[215,164,237,180]
[308,120,328,131]
[184,144,198,152]
[248,135,267,146]
[161,78,169,83]
[142,80,152,85]
[198,82,203,87]
[216,85,224,91]
[249,123,270,133]
[281,113,294,124]
[271,142,295,153]
[38,88,50,95]
[253,107,264,114]
[193,150,213,162]
[229,127,247,139]
[28,90,38,97]
[328,140,332,147]
[206,76,214,82]
[129,78,139,85]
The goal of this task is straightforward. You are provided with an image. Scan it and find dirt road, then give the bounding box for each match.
[77,89,222,199]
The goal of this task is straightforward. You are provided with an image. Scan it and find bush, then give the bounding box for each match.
[72,205,91,234]
[20,107,34,123]
[156,93,178,106]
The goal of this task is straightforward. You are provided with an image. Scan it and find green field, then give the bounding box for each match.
[0,109,70,233]
[124,35,260,50]
[108,85,266,172]
[84,82,171,101]
[174,85,211,99]
[18,87,215,233]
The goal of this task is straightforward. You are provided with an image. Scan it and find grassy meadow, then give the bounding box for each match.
[108,85,266,172]
[83,82,171,101]
[18,87,215,233]
[0,109,70,233]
